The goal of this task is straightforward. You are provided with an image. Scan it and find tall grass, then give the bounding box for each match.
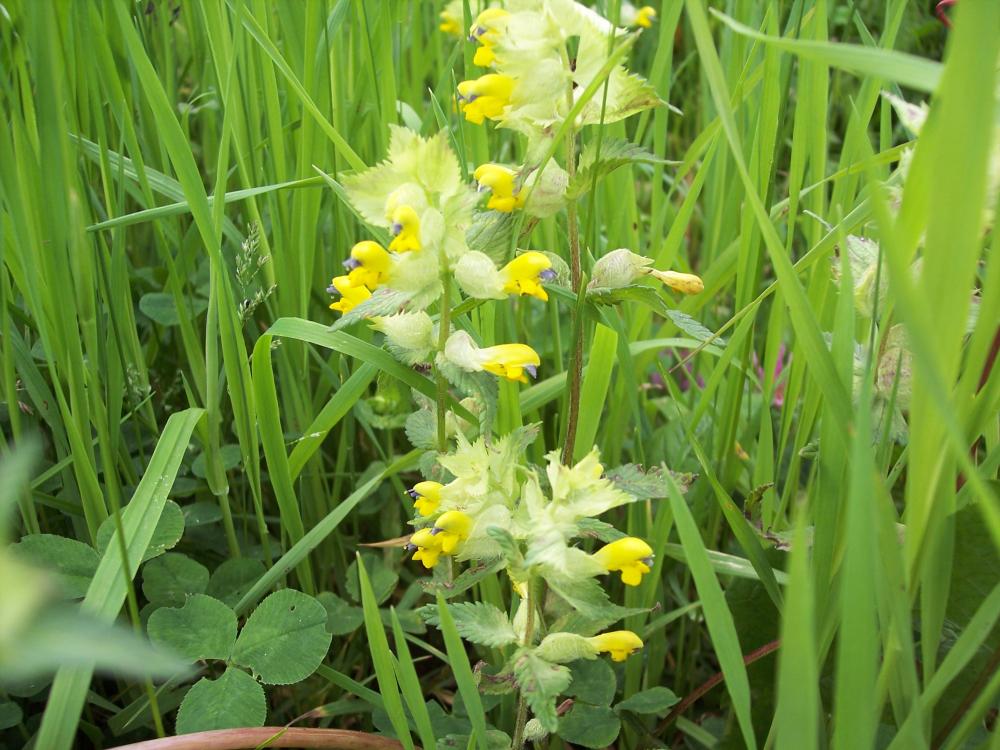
[0,1,997,748]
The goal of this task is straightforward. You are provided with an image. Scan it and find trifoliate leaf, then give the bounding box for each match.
[422,602,518,647]
[141,552,210,607]
[566,658,617,706]
[147,594,237,662]
[556,703,621,749]
[10,534,99,599]
[206,558,266,609]
[232,589,332,685]
[175,667,265,734]
[512,650,572,733]
[316,591,365,636]
[615,686,679,715]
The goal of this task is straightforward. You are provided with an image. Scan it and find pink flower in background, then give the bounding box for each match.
[755,343,790,407]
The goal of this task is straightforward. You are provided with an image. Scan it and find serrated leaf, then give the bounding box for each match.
[556,703,621,748]
[141,552,209,607]
[404,406,439,450]
[436,360,497,436]
[590,285,724,346]
[419,557,506,599]
[465,210,518,264]
[615,686,679,716]
[96,499,185,564]
[205,558,266,609]
[175,667,265,734]
[423,602,518,647]
[147,594,236,662]
[568,139,670,200]
[512,651,572,733]
[546,573,640,624]
[605,464,697,499]
[11,534,99,599]
[232,589,332,685]
[330,288,416,332]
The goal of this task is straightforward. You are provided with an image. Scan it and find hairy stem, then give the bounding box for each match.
[511,579,540,750]
[561,124,583,465]
[436,265,452,452]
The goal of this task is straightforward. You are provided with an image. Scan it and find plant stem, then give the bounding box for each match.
[511,579,539,750]
[436,265,452,452]
[561,124,583,466]
[105,728,409,750]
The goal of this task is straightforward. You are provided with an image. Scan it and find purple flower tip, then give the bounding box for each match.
[539,269,557,282]
[524,364,538,379]
[343,257,361,271]
[391,222,402,236]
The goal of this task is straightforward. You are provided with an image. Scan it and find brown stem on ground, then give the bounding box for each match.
[107,728,412,750]
[656,639,781,734]
[932,643,1000,749]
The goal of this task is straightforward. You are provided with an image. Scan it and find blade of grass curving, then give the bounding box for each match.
[666,474,757,749]
[358,556,415,750]
[436,592,490,750]
[35,408,203,750]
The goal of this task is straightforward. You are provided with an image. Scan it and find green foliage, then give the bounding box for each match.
[422,602,518,647]
[147,595,237,663]
[175,667,266,734]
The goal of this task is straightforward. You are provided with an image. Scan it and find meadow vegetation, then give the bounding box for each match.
[0,1,998,749]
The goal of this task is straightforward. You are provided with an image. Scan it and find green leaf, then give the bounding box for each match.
[147,594,237,663]
[423,602,518,648]
[206,558,267,609]
[466,210,518,263]
[141,553,210,607]
[175,667,266,734]
[11,534,99,599]
[512,650,572,733]
[232,589,332,685]
[96,499,185,564]
[345,553,399,606]
[419,557,506,600]
[329,288,416,332]
[0,700,23,731]
[35,408,202,750]
[568,138,669,200]
[436,593,490,750]
[605,464,696,499]
[316,592,365,636]
[566,658,616,706]
[615,687,679,716]
[138,292,207,326]
[557,703,621,749]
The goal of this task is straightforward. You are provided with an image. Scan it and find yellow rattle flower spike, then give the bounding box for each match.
[408,528,443,569]
[343,240,391,290]
[328,275,371,314]
[474,164,525,212]
[432,510,472,555]
[592,537,655,586]
[500,252,555,301]
[588,631,645,662]
[439,11,462,36]
[388,205,421,253]
[469,8,510,67]
[479,343,541,383]
[457,74,515,125]
[407,481,443,517]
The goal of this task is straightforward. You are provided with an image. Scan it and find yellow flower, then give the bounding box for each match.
[409,528,443,569]
[469,9,509,67]
[592,537,654,587]
[328,275,371,314]
[479,343,541,383]
[343,240,391,290]
[647,268,704,295]
[439,11,462,36]
[474,164,525,212]
[634,6,656,28]
[500,251,554,301]
[588,630,644,662]
[457,74,515,125]
[433,510,472,554]
[388,205,421,253]
[407,481,443,517]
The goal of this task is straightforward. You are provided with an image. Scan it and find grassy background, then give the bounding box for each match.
[1,0,998,748]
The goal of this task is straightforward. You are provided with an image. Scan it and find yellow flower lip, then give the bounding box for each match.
[388,205,421,253]
[474,163,525,212]
[479,342,541,383]
[343,240,391,289]
[500,251,553,301]
[409,527,443,569]
[407,480,443,517]
[328,275,371,313]
[646,268,704,295]
[432,510,472,555]
[592,537,655,587]
[588,630,644,662]
[457,74,515,124]
[635,6,657,28]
